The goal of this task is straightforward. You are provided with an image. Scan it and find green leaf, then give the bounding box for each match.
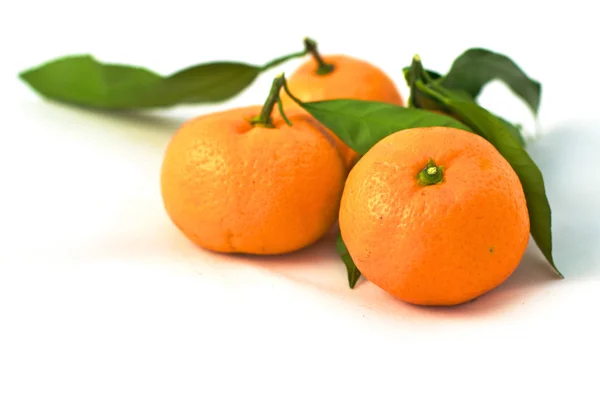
[440,48,542,114]
[19,55,259,109]
[404,60,528,148]
[19,55,157,108]
[19,49,307,110]
[416,81,561,277]
[291,99,473,156]
[159,62,261,105]
[497,115,527,147]
[336,234,361,289]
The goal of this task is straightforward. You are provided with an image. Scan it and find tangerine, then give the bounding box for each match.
[278,39,405,169]
[161,77,347,255]
[339,126,530,306]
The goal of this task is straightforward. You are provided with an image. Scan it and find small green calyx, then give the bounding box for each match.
[316,64,335,75]
[417,158,445,186]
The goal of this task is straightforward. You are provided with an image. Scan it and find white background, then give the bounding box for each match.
[2,1,600,397]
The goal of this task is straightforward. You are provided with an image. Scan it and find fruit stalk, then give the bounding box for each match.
[303,37,335,75]
[251,74,286,128]
[409,55,439,84]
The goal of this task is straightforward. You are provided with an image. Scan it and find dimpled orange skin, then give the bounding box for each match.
[161,106,347,255]
[278,54,405,169]
[339,126,530,306]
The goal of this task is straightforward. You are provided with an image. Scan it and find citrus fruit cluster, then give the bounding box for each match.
[160,44,530,307]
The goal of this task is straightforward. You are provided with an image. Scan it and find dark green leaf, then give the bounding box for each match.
[336,234,361,289]
[294,99,472,155]
[282,61,471,160]
[407,67,526,146]
[19,55,158,108]
[160,62,260,105]
[497,115,527,147]
[423,69,442,81]
[416,81,561,277]
[19,55,260,109]
[440,48,542,114]
[19,49,308,110]
[424,80,527,146]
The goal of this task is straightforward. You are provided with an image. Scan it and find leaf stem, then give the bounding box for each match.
[281,76,305,105]
[277,97,292,126]
[303,37,334,75]
[251,73,286,128]
[260,50,308,72]
[415,80,450,105]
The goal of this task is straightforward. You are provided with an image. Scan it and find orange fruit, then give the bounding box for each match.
[339,126,530,306]
[160,106,347,255]
[278,54,405,169]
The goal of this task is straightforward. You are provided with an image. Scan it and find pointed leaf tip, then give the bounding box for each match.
[441,48,542,115]
[336,234,362,289]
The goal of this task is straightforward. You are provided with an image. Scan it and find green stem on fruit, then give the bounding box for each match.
[303,37,334,75]
[410,54,438,84]
[417,158,445,186]
[407,54,442,109]
[251,73,287,128]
